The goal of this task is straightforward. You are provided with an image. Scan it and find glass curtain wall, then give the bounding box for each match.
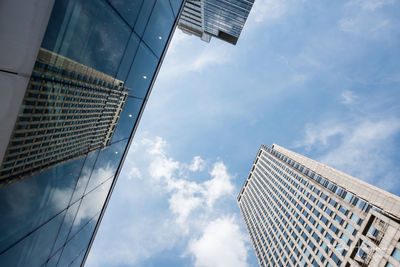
[0,0,183,266]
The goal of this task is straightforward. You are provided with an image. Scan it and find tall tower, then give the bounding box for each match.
[238,144,400,267]
[0,48,129,186]
[0,0,256,266]
[178,0,255,45]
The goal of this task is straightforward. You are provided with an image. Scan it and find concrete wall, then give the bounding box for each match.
[0,0,55,163]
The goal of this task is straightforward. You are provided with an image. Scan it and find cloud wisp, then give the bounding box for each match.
[339,0,395,39]
[86,136,250,267]
[161,30,233,78]
[340,90,358,105]
[295,116,400,192]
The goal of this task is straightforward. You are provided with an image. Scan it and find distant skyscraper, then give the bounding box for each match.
[238,144,400,267]
[0,48,129,185]
[178,0,254,44]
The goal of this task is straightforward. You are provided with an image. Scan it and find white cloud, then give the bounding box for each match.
[86,136,251,266]
[189,156,205,172]
[339,0,394,38]
[161,30,233,78]
[295,117,400,190]
[127,166,141,180]
[347,0,394,11]
[135,137,235,226]
[203,162,234,207]
[340,90,357,104]
[186,45,231,72]
[249,0,287,23]
[188,217,249,267]
[295,122,346,150]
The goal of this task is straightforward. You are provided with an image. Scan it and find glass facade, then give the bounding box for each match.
[178,0,254,44]
[238,144,400,267]
[0,0,184,266]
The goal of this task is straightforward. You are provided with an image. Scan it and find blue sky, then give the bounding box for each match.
[86,0,400,266]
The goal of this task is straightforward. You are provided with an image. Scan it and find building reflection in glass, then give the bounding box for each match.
[0,48,129,186]
[0,0,184,266]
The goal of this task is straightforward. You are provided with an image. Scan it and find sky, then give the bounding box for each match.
[86,0,400,266]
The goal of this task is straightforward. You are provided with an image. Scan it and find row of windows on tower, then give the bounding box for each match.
[244,166,350,266]
[238,149,380,267]
[262,146,377,214]
[34,62,124,90]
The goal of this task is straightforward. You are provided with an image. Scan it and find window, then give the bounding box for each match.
[345,223,356,236]
[330,253,341,266]
[339,205,348,216]
[392,248,400,262]
[334,215,343,225]
[340,233,351,246]
[329,199,338,208]
[350,213,362,225]
[329,224,339,235]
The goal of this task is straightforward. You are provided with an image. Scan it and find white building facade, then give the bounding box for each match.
[238,144,400,267]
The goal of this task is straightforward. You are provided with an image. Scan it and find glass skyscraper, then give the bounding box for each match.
[178,0,254,44]
[0,0,255,265]
[238,144,400,267]
[0,0,184,266]
[0,48,130,186]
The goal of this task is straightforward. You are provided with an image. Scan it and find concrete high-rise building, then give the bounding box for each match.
[178,0,254,44]
[238,144,400,267]
[0,0,255,266]
[0,48,129,185]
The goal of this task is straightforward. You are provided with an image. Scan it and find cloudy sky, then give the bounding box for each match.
[86,0,400,266]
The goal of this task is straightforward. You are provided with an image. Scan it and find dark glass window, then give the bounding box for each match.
[0,157,84,253]
[132,0,157,37]
[116,33,140,81]
[0,211,65,266]
[42,0,131,76]
[126,42,158,99]
[111,97,143,143]
[143,0,174,57]
[109,0,144,28]
[85,140,127,193]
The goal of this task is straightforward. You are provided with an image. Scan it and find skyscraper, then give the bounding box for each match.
[178,0,255,44]
[0,48,129,185]
[0,0,185,266]
[238,144,400,267]
[0,0,255,266]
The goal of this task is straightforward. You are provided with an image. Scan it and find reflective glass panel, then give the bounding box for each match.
[116,33,140,81]
[70,150,100,203]
[143,0,174,57]
[133,0,157,37]
[70,179,113,238]
[45,247,63,267]
[169,0,183,16]
[0,157,84,253]
[57,214,99,266]
[50,200,81,256]
[111,97,144,143]
[0,210,65,267]
[109,0,144,28]
[42,0,131,76]
[85,140,127,193]
[126,42,158,99]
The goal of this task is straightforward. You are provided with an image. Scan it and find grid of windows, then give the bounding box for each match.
[178,0,254,44]
[238,145,400,267]
[0,0,184,266]
[0,48,129,184]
